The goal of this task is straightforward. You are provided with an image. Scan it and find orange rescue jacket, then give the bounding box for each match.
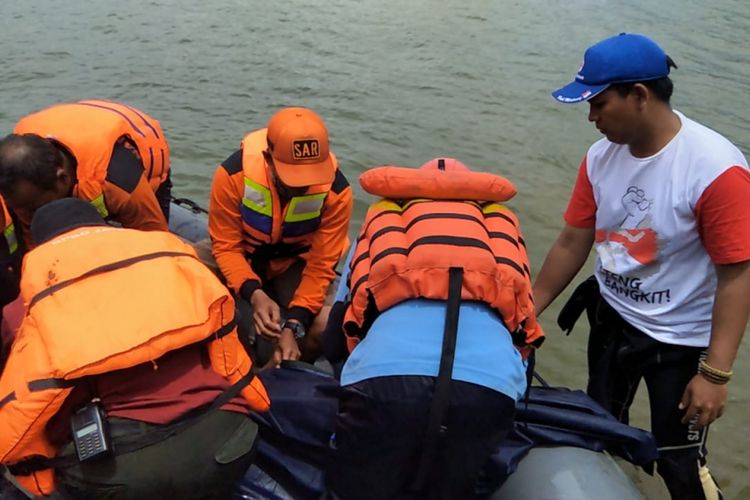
[0,225,269,496]
[343,165,544,356]
[209,128,352,322]
[14,100,170,220]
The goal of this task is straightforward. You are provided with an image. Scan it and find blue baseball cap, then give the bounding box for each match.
[552,33,671,104]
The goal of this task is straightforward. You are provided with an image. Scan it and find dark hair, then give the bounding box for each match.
[0,134,63,195]
[612,56,679,104]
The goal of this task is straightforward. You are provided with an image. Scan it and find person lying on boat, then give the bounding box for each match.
[207,107,352,367]
[0,100,172,253]
[322,158,544,500]
[0,198,269,499]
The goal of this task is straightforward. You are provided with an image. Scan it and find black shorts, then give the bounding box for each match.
[587,298,708,464]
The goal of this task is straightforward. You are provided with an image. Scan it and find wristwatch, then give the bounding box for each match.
[282,320,306,340]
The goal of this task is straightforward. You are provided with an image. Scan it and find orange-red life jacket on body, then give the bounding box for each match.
[14,100,170,218]
[239,129,337,253]
[343,165,544,357]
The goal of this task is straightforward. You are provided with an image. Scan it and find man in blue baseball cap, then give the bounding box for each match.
[534,33,750,500]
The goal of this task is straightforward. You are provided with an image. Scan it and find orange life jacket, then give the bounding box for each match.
[14,100,170,218]
[239,129,337,253]
[343,166,544,356]
[0,196,17,263]
[0,226,269,496]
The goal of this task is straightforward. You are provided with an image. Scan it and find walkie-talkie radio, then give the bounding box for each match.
[70,400,113,462]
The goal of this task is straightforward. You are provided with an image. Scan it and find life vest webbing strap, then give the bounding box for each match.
[20,318,238,396]
[0,391,16,410]
[29,251,198,308]
[249,242,312,262]
[212,318,237,339]
[28,378,77,392]
[410,266,463,493]
[349,273,371,304]
[7,371,257,476]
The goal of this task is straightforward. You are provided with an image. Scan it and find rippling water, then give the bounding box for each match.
[2,0,749,497]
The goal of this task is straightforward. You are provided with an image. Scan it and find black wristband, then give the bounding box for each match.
[239,280,262,302]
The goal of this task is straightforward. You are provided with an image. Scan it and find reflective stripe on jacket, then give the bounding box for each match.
[0,225,269,495]
[240,129,331,244]
[14,100,170,218]
[209,129,352,321]
[0,197,17,260]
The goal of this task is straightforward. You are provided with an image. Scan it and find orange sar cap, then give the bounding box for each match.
[265,107,335,188]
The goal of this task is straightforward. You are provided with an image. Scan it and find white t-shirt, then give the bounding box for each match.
[566,111,749,346]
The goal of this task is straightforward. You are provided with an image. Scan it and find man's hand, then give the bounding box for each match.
[250,289,282,340]
[679,374,728,429]
[277,328,301,361]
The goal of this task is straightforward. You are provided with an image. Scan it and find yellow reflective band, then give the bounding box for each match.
[401,198,432,210]
[90,195,109,218]
[242,177,273,217]
[370,199,403,212]
[3,223,17,255]
[482,202,509,215]
[285,193,326,223]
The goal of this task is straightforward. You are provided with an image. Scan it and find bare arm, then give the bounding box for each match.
[706,261,750,371]
[680,260,750,428]
[532,224,595,316]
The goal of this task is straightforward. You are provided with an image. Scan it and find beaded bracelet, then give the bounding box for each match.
[698,360,733,385]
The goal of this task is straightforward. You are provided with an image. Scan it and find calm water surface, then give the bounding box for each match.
[2,1,749,497]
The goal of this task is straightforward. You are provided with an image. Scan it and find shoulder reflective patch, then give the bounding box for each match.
[3,222,18,255]
[285,193,326,222]
[221,150,243,175]
[243,178,273,216]
[331,170,350,194]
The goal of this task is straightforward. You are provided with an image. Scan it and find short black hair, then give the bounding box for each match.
[611,56,679,104]
[0,134,63,195]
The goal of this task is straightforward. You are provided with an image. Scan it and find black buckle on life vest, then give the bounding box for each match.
[511,326,528,347]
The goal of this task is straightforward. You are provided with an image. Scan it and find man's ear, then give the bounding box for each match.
[55,164,74,195]
[631,83,650,107]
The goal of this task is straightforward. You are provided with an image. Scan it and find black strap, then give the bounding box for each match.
[7,371,256,476]
[410,267,463,493]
